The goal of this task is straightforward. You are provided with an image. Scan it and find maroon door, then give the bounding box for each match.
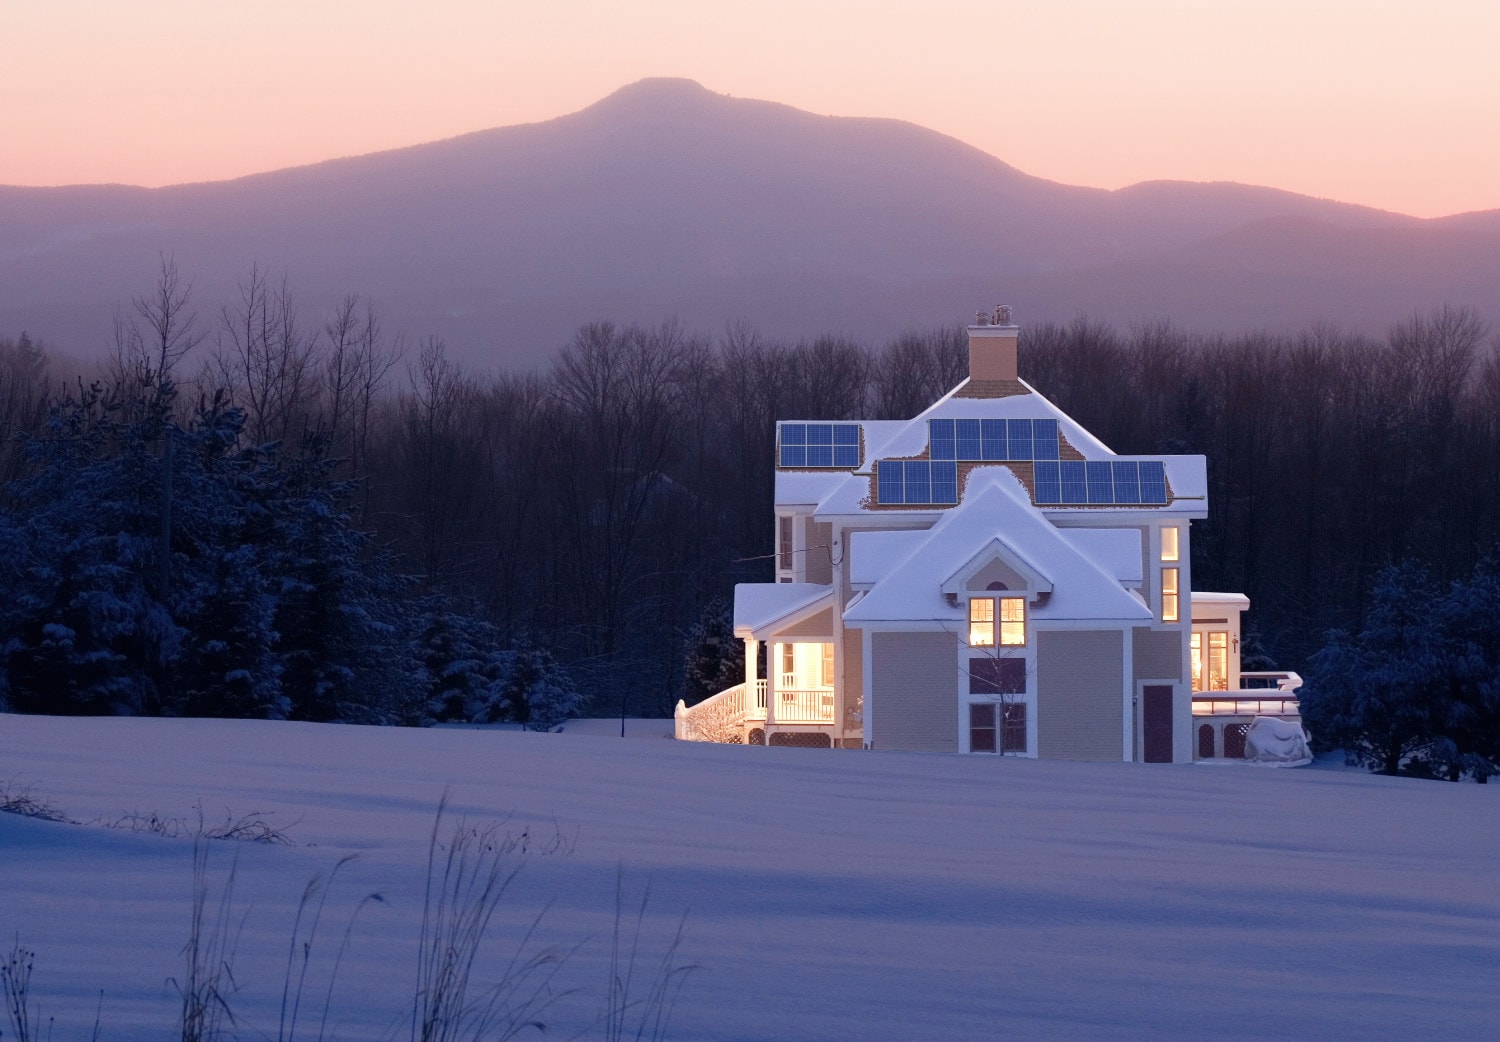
[1143,685,1173,763]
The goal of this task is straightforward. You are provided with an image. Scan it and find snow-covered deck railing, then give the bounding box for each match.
[674,683,749,742]
[1191,692,1301,717]
[674,679,836,741]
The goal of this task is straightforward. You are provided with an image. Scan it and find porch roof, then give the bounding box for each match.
[733,583,835,640]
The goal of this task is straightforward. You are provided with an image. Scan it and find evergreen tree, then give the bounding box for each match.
[681,598,742,704]
[1301,559,1500,780]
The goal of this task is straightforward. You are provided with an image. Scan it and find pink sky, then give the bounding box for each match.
[5,1,1497,219]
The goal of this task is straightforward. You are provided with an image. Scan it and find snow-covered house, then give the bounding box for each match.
[677,308,1265,761]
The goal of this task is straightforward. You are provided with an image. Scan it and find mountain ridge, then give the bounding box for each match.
[2,78,1496,366]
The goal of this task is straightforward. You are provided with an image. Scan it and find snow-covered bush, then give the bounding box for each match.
[419,612,580,728]
[1300,558,1499,781]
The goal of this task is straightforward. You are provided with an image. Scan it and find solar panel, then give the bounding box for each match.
[1033,460,1061,503]
[874,460,959,505]
[981,419,1007,461]
[1086,461,1115,504]
[807,422,833,467]
[1112,461,1140,504]
[877,460,903,502]
[779,422,862,469]
[927,417,1061,462]
[955,419,981,461]
[833,423,860,467]
[1139,461,1168,504]
[1006,419,1033,461]
[930,461,959,504]
[1032,419,1060,460]
[928,419,955,461]
[904,460,931,504]
[1059,460,1088,504]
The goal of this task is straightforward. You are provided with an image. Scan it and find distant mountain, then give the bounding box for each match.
[2,77,1496,368]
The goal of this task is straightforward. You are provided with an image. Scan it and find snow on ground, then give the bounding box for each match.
[1,714,1495,1041]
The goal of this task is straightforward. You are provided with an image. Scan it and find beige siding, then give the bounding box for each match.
[871,631,957,753]
[776,607,834,640]
[1037,630,1123,761]
[1132,628,1183,683]
[804,519,833,585]
[842,627,864,732]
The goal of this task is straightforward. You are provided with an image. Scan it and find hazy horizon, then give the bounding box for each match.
[6,2,1497,220]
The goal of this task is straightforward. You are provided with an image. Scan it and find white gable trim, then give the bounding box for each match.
[938,536,1054,598]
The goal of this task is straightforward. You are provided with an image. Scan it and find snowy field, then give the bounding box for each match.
[1,714,1495,1041]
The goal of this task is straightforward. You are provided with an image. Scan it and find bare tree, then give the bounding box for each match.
[107,254,205,398]
[214,266,318,447]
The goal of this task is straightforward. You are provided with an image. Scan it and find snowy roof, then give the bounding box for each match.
[1059,528,1145,586]
[775,379,1207,519]
[1192,591,1251,613]
[843,471,1154,625]
[848,530,927,587]
[733,583,834,638]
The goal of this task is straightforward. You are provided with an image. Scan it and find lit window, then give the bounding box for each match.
[1207,631,1228,691]
[780,643,795,679]
[1161,527,1179,562]
[999,597,1025,645]
[1161,567,1179,622]
[968,598,995,646]
[820,642,834,688]
[1191,632,1202,690]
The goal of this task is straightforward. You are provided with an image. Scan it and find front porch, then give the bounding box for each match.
[674,640,840,744]
[674,581,848,746]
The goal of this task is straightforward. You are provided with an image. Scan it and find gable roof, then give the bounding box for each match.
[843,470,1154,626]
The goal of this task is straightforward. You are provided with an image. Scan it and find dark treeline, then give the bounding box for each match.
[3,262,1498,722]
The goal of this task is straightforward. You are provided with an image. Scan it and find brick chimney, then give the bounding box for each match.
[968,304,1018,382]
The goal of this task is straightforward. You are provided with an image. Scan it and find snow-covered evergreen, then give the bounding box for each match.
[0,378,566,725]
[1301,558,1500,780]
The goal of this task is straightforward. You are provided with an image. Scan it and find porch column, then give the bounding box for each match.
[765,642,778,726]
[744,638,759,721]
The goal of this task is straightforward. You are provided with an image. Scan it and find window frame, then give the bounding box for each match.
[968,597,995,647]
[1161,566,1179,623]
[968,595,1026,647]
[967,701,1028,754]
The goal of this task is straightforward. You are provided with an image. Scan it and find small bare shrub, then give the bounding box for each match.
[412,796,572,1042]
[597,874,695,1042]
[170,841,243,1042]
[0,780,72,823]
[2,941,38,1042]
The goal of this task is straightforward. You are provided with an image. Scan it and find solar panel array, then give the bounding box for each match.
[778,422,861,468]
[1033,460,1169,505]
[928,418,1060,462]
[875,460,959,505]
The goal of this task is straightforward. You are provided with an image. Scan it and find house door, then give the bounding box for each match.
[1143,685,1173,763]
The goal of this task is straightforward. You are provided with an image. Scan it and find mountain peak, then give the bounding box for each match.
[587,77,722,114]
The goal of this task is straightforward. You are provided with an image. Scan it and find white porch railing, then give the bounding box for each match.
[745,679,833,724]
[770,686,836,724]
[674,679,836,741]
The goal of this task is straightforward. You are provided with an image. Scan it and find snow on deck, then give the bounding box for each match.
[1,714,1494,1041]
